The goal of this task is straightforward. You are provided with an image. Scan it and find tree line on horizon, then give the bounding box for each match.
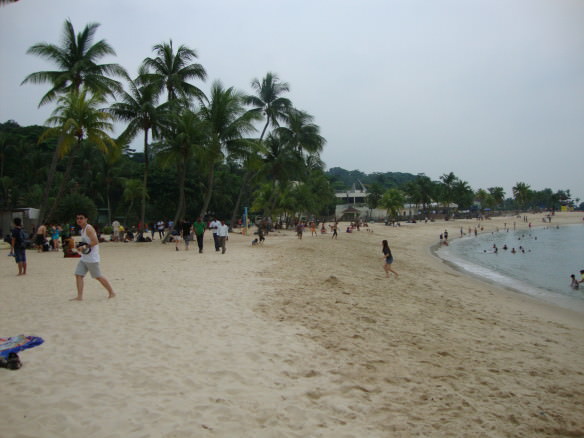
[0,20,579,231]
[326,167,578,214]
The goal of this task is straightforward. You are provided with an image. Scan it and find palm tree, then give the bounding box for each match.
[404,175,436,215]
[487,186,506,209]
[22,19,125,106]
[380,188,406,221]
[155,109,208,236]
[197,81,258,218]
[449,179,473,210]
[40,89,118,222]
[245,72,291,141]
[512,182,531,210]
[109,72,169,228]
[227,73,291,225]
[122,179,145,224]
[439,172,457,214]
[141,40,206,104]
[276,108,325,156]
[260,131,305,218]
[22,19,124,224]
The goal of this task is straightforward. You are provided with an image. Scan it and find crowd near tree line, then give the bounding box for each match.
[0,20,579,239]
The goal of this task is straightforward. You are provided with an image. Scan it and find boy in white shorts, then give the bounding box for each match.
[70,213,116,301]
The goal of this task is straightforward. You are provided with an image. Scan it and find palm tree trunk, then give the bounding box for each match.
[163,160,186,243]
[229,169,255,230]
[140,130,150,229]
[44,147,78,223]
[263,181,279,219]
[38,145,61,226]
[199,164,215,218]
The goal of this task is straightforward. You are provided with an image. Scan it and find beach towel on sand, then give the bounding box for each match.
[0,335,44,358]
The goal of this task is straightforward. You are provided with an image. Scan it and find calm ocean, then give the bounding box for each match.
[436,224,584,312]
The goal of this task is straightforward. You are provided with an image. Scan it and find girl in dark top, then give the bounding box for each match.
[382,240,398,278]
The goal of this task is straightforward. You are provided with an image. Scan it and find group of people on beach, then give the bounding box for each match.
[9,213,115,300]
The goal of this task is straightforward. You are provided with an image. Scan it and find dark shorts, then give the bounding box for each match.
[385,256,394,265]
[35,235,44,245]
[14,249,26,263]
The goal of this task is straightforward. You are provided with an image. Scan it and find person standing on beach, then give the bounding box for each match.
[193,217,205,253]
[11,218,27,276]
[217,220,229,254]
[180,219,192,251]
[35,222,47,252]
[331,222,338,239]
[156,220,165,240]
[71,213,115,301]
[210,217,221,251]
[296,222,304,239]
[381,240,398,278]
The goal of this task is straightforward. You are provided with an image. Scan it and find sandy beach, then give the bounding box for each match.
[1,212,583,437]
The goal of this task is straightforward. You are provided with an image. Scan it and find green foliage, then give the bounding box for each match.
[327,167,417,190]
[56,192,97,224]
[380,188,406,219]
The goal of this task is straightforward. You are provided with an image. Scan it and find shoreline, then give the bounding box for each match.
[430,223,584,316]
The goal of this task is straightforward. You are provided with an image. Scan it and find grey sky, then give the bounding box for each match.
[1,0,583,201]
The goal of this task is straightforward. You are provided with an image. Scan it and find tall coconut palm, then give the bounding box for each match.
[380,188,406,221]
[276,108,325,157]
[512,182,531,210]
[244,72,291,142]
[22,19,124,224]
[488,186,506,208]
[260,131,305,218]
[229,73,291,224]
[439,172,457,213]
[40,89,118,222]
[141,40,206,104]
[197,81,258,218]
[155,109,208,236]
[109,71,169,228]
[22,19,125,106]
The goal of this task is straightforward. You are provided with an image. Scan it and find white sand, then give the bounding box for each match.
[1,212,583,437]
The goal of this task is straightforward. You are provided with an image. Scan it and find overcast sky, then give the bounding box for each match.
[1,0,583,201]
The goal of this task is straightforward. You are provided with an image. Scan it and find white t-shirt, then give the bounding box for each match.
[210,220,221,235]
[218,224,229,237]
[80,225,100,263]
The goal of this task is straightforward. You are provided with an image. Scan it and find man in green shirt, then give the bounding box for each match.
[193,217,206,253]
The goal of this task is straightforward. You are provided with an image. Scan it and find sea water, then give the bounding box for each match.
[436,224,584,311]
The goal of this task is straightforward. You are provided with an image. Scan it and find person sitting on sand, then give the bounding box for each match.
[62,236,81,258]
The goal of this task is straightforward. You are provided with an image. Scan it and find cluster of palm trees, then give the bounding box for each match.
[21,20,331,232]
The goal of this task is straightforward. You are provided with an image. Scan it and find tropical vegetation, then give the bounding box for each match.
[0,19,579,233]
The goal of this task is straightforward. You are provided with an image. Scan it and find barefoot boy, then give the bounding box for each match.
[71,212,115,301]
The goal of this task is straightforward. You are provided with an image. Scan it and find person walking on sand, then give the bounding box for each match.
[11,217,27,276]
[331,222,338,239]
[193,217,205,253]
[210,217,221,252]
[382,239,398,278]
[217,220,229,254]
[70,212,115,301]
